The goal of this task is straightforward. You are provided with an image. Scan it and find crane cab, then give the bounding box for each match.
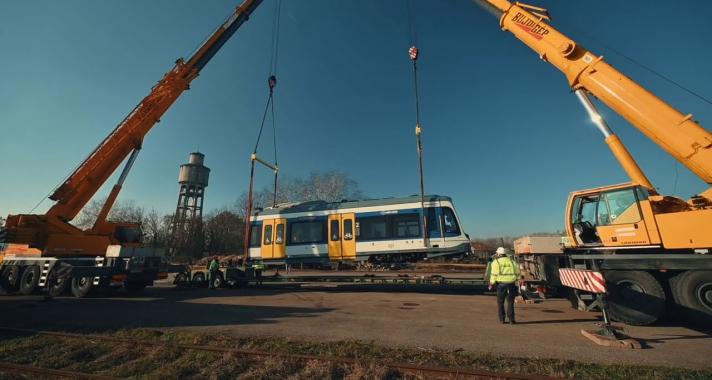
[566,184,661,249]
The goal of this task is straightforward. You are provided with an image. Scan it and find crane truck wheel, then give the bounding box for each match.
[174,272,189,288]
[670,271,712,325]
[192,272,206,287]
[18,265,40,295]
[71,276,94,298]
[605,270,666,325]
[46,268,70,297]
[211,272,224,289]
[0,265,21,293]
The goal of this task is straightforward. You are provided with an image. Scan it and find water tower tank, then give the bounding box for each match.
[179,152,210,187]
[172,152,210,252]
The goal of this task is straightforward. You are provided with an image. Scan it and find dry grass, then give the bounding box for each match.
[0,329,710,380]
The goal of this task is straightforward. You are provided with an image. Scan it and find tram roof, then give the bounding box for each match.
[254,195,453,216]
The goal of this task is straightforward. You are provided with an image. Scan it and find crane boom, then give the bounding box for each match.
[48,0,263,222]
[474,0,712,186]
[475,0,712,325]
[2,0,263,256]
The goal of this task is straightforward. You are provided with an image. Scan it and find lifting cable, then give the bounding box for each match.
[243,0,282,257]
[407,0,429,247]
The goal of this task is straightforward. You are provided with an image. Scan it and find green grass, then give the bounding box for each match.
[0,329,709,379]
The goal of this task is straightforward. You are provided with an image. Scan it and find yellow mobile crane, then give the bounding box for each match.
[475,0,712,324]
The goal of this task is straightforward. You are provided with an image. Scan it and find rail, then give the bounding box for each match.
[0,362,118,380]
[0,327,556,380]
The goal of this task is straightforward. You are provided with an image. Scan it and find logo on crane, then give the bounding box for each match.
[511,12,550,40]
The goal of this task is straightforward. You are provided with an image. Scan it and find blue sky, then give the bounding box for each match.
[1,0,711,238]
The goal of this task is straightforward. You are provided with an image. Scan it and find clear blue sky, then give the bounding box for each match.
[1,0,711,238]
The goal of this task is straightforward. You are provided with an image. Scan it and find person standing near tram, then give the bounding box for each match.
[488,247,521,324]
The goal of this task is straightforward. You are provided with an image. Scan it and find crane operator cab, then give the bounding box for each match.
[567,185,655,248]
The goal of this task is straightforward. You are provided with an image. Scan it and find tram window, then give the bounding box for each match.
[394,214,420,238]
[289,221,325,245]
[358,217,390,241]
[426,208,441,238]
[275,224,285,244]
[249,224,262,247]
[330,220,340,241]
[603,189,641,224]
[344,219,353,240]
[263,225,273,245]
[441,208,461,236]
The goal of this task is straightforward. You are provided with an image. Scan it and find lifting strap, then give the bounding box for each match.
[243,0,282,257]
[407,0,429,247]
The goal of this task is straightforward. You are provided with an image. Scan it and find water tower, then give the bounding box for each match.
[173,152,210,238]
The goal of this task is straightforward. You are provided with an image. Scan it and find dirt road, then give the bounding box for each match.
[1,283,709,370]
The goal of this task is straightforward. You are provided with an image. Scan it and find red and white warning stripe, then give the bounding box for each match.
[558,268,606,293]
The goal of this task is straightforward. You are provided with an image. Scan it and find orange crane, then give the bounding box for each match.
[0,0,264,297]
[476,0,712,324]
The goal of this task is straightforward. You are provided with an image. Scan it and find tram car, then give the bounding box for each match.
[248,195,471,264]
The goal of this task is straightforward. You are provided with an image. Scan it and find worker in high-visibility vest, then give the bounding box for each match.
[208,256,220,289]
[488,247,521,324]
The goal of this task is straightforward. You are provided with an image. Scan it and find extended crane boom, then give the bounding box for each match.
[4,0,263,256]
[475,0,712,190]
[475,0,712,325]
[50,0,263,222]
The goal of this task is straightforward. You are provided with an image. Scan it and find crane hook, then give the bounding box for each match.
[268,75,277,91]
[408,46,419,61]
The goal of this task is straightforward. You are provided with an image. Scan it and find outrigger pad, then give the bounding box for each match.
[581,325,642,349]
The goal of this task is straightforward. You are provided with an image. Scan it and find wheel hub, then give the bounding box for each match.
[617,280,644,300]
[697,282,712,312]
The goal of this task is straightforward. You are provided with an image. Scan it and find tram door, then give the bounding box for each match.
[261,220,275,259]
[273,218,286,259]
[328,213,356,261]
[340,213,356,260]
[261,218,286,260]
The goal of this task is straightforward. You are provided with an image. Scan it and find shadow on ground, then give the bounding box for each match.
[0,286,333,336]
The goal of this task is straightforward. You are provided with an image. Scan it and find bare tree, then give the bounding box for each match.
[204,209,245,255]
[236,170,363,216]
[0,216,6,243]
[143,209,172,248]
[72,198,146,230]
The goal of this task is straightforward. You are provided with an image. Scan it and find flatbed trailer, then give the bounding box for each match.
[178,265,487,289]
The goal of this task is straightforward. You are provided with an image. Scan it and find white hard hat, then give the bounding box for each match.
[496,247,506,255]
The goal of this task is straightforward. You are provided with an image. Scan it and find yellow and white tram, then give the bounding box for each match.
[248,195,471,263]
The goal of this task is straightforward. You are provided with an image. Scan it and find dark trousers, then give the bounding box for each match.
[208,270,218,288]
[496,282,517,322]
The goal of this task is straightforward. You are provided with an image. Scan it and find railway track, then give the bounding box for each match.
[0,362,118,380]
[0,327,557,380]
